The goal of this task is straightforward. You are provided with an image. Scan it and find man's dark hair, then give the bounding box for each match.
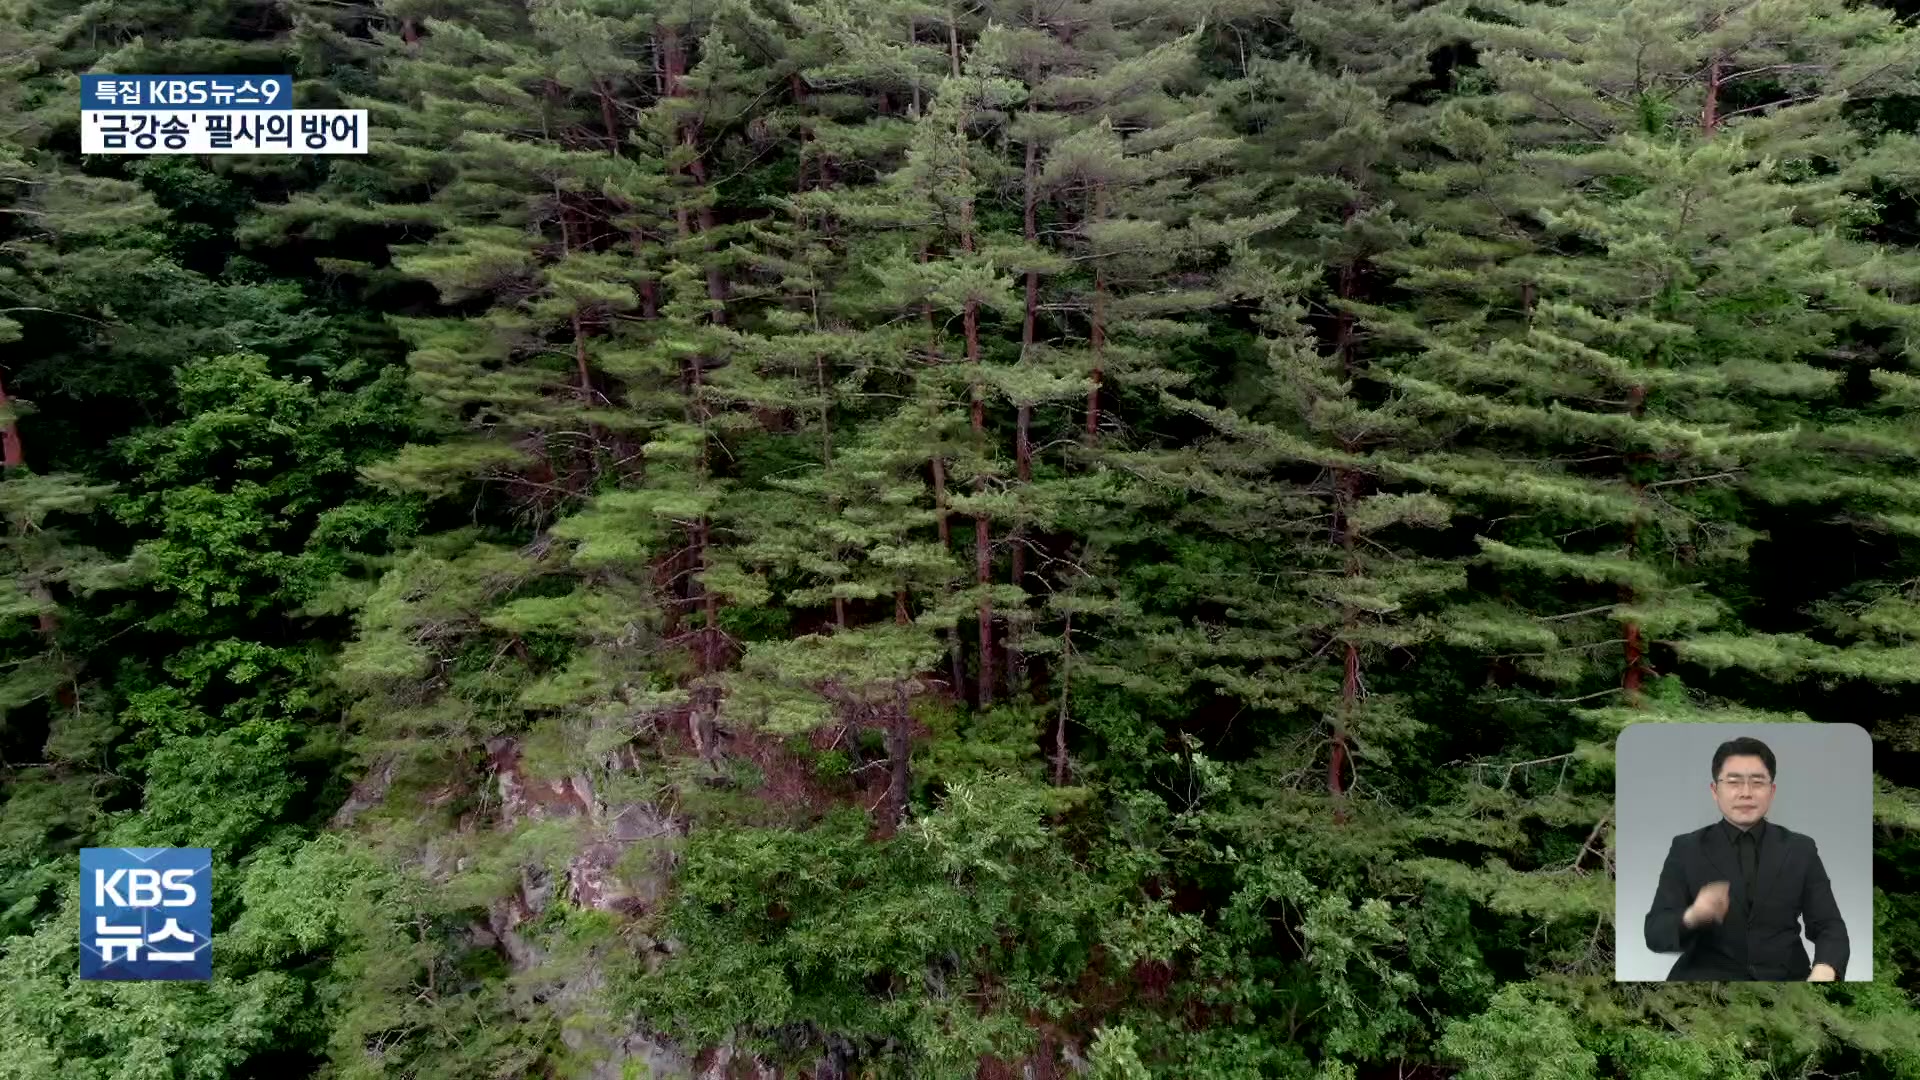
[1712,737,1776,781]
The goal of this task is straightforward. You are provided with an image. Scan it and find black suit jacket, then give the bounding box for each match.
[1643,819,1848,981]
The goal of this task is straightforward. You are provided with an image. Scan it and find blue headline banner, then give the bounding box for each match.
[81,75,291,110]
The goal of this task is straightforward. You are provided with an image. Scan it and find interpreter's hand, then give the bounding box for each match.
[1682,880,1730,929]
[1808,964,1837,982]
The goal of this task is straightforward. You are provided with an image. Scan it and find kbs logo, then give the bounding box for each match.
[79,848,211,981]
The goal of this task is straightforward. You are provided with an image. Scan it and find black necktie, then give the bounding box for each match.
[1737,829,1758,910]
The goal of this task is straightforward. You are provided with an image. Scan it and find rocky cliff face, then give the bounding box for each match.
[480,735,719,1079]
[333,732,728,1078]
[331,727,1079,1077]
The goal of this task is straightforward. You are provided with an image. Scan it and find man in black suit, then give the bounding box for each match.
[1642,736,1848,981]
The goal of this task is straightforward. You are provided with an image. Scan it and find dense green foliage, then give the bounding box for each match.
[4,0,1920,1076]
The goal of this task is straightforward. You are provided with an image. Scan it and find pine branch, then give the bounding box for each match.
[1487,686,1623,705]
[1457,751,1576,791]
[1642,471,1740,490]
[1539,604,1619,621]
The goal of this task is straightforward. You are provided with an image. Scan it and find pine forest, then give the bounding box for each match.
[6,0,1920,1076]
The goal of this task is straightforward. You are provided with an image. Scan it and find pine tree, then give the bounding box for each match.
[999,15,1299,782]
[1382,0,1920,715]
[881,57,1027,709]
[1161,0,1457,821]
[1283,0,1920,1014]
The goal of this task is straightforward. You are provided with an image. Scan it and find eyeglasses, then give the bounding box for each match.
[1715,776,1771,791]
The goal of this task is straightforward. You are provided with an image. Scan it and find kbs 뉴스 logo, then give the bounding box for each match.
[79,848,211,981]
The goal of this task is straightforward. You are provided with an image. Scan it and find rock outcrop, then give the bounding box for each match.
[480,734,706,1078]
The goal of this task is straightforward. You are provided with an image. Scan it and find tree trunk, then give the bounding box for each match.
[1333,641,1356,822]
[1703,59,1722,135]
[1329,207,1365,824]
[689,340,718,758]
[1332,467,1362,825]
[1335,202,1363,368]
[1623,383,1649,703]
[886,687,913,828]
[921,242,968,700]
[687,147,728,324]
[959,190,993,709]
[1085,183,1106,440]
[595,78,620,154]
[662,25,686,96]
[0,372,23,469]
[1010,129,1040,698]
[663,27,694,240]
[571,311,593,401]
[820,349,847,632]
[664,26,726,758]
[931,455,967,700]
[1054,611,1072,786]
[792,72,812,191]
[0,375,62,648]
[1623,616,1644,698]
[817,349,832,477]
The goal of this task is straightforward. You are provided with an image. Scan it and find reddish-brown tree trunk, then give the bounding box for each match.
[1,374,60,646]
[1332,643,1356,821]
[662,25,685,93]
[0,373,22,469]
[1623,620,1645,698]
[1703,59,1722,135]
